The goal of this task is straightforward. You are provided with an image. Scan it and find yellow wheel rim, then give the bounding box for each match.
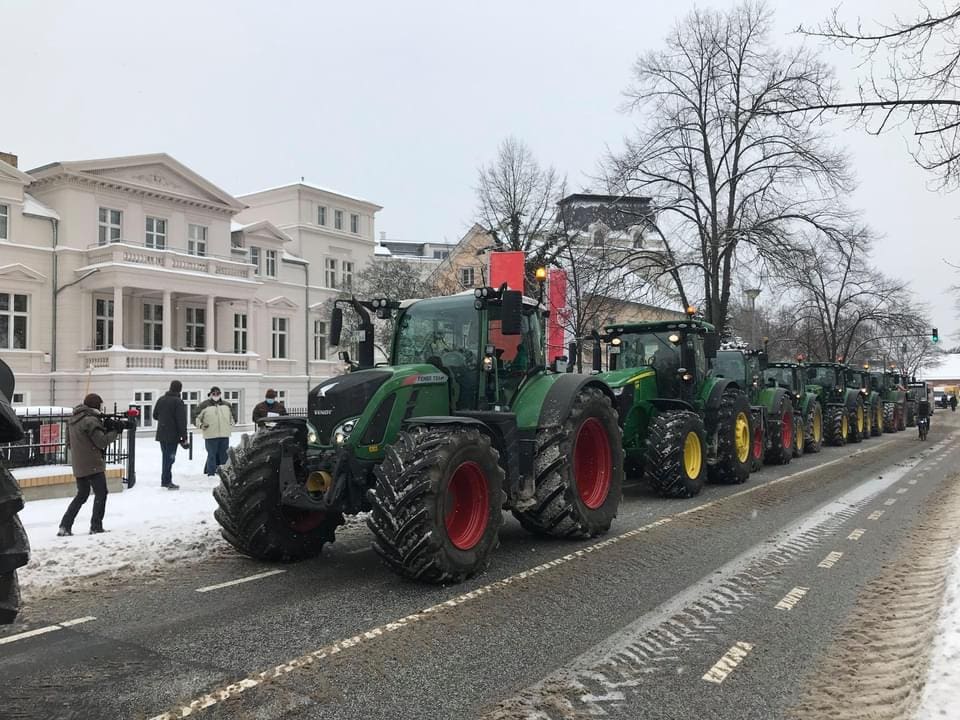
[734,412,750,463]
[683,431,702,479]
[841,414,848,439]
[796,421,804,451]
[857,406,864,433]
[876,404,883,428]
[814,409,822,443]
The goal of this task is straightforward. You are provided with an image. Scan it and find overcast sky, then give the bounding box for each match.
[2,0,956,339]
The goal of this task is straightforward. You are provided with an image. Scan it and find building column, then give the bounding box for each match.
[162,290,173,350]
[206,294,216,352]
[112,285,124,349]
[246,299,254,354]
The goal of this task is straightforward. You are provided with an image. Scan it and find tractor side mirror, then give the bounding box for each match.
[703,332,719,359]
[330,307,343,347]
[500,290,523,335]
[757,353,769,371]
[338,350,351,364]
[592,336,602,372]
[551,356,568,373]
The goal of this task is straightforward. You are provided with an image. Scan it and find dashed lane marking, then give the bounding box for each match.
[819,551,844,568]
[702,641,754,684]
[775,587,809,610]
[868,511,885,520]
[848,529,866,541]
[909,479,918,485]
[897,488,908,494]
[885,498,898,506]
[0,616,96,646]
[195,570,286,593]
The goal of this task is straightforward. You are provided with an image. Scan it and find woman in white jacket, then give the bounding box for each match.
[196,386,234,476]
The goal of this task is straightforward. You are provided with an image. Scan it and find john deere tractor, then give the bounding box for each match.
[763,360,823,456]
[846,368,882,438]
[714,347,795,467]
[590,315,753,499]
[870,371,907,432]
[214,288,624,584]
[805,362,865,445]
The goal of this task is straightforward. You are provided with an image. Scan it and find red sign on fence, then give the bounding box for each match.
[39,423,60,454]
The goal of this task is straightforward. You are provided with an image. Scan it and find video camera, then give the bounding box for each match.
[101,407,141,433]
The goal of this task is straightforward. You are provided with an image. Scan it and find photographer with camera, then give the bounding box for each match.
[57,393,120,536]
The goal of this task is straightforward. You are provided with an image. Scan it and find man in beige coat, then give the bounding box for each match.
[197,386,234,476]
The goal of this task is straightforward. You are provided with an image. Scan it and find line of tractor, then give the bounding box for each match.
[212,287,924,586]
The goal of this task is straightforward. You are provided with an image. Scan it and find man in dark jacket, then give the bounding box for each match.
[58,393,120,535]
[252,388,287,423]
[153,380,188,490]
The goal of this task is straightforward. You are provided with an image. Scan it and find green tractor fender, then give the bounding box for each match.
[701,376,742,412]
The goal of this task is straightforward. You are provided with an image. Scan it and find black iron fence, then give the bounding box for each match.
[0,405,139,487]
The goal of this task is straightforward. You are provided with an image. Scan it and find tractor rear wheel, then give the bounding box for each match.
[214,427,342,562]
[514,387,622,537]
[906,403,917,427]
[709,390,752,484]
[0,462,28,624]
[764,396,794,465]
[825,405,848,446]
[791,412,805,458]
[847,399,865,444]
[897,403,907,431]
[749,410,764,472]
[644,411,707,498]
[882,402,897,433]
[805,402,823,454]
[871,402,883,436]
[369,426,504,583]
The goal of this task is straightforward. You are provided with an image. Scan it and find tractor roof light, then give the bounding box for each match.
[535,266,547,283]
[685,305,697,317]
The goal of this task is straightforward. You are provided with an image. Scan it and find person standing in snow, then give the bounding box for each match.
[57,393,120,536]
[153,380,188,490]
[251,388,287,423]
[196,386,234,476]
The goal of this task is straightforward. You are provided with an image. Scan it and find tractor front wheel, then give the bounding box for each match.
[848,399,865,444]
[871,402,883,436]
[805,402,824,454]
[825,405,848,446]
[514,387,623,538]
[897,403,907,431]
[213,427,342,562]
[368,426,504,583]
[906,403,917,428]
[792,412,805,458]
[0,462,28,624]
[709,391,752,484]
[644,411,707,498]
[764,396,794,465]
[749,410,764,472]
[882,402,897,433]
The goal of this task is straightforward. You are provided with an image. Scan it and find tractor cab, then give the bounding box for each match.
[806,362,848,404]
[714,346,769,403]
[763,362,804,395]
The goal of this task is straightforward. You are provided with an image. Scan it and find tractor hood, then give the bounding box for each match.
[310,370,393,445]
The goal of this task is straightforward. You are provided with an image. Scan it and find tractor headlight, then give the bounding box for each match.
[305,420,320,446]
[333,417,359,445]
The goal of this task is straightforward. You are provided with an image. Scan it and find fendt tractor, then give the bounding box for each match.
[0,358,29,624]
[763,360,824,456]
[214,287,625,584]
[805,362,865,445]
[846,367,883,438]
[714,346,795,468]
[591,312,753,499]
[870,370,908,432]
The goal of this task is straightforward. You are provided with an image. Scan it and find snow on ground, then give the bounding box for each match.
[916,544,960,719]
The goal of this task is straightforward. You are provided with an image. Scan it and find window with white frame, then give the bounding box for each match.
[233,313,247,353]
[276,389,288,404]
[11,391,27,405]
[350,213,359,234]
[433,250,449,259]
[0,204,8,240]
[459,267,475,287]
[313,319,327,360]
[0,293,28,349]
[143,303,163,350]
[342,260,354,289]
[325,258,337,288]
[188,224,207,256]
[334,209,343,230]
[272,317,289,358]
[98,208,122,245]
[265,249,277,278]
[249,245,261,275]
[94,297,113,350]
[145,216,167,249]
[132,390,155,427]
[231,233,244,249]
[317,206,327,226]
[182,389,202,425]
[222,389,241,423]
[185,307,206,349]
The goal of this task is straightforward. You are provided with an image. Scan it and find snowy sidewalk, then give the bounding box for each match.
[916,544,960,719]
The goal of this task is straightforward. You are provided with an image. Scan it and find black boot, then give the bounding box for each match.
[57,526,72,537]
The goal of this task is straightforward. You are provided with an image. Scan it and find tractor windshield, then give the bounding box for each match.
[808,366,840,389]
[763,367,796,392]
[616,331,681,371]
[713,351,746,381]
[393,297,480,370]
[845,371,865,389]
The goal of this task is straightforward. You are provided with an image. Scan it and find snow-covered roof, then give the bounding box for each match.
[14,406,73,416]
[230,220,246,232]
[375,245,392,256]
[237,181,381,209]
[22,193,60,220]
[282,249,307,265]
[920,353,960,381]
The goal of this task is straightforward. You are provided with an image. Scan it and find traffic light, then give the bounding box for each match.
[933,327,939,344]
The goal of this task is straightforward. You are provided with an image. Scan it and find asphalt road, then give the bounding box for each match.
[2,413,959,720]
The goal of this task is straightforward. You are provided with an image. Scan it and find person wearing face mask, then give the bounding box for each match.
[196,386,235,476]
[57,393,120,536]
[252,388,287,423]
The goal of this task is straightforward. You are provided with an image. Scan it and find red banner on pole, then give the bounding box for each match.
[547,268,567,362]
[488,251,525,291]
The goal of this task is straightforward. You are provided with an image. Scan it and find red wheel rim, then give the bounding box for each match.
[289,511,327,533]
[752,426,763,460]
[574,417,612,509]
[781,411,793,448]
[445,461,489,550]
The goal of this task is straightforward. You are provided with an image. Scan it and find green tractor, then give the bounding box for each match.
[714,346,795,468]
[870,370,907,432]
[590,315,753,499]
[805,362,865,445]
[846,368,883,438]
[213,288,624,584]
[763,360,824,456]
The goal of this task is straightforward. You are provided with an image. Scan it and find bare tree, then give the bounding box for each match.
[874,331,944,379]
[605,0,853,336]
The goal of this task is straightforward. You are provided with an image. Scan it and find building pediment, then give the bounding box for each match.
[0,263,47,283]
[264,296,298,310]
[0,159,32,185]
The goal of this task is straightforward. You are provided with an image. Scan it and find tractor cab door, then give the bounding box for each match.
[486,303,543,408]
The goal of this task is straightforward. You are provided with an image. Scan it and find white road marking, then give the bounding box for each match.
[868,510,884,520]
[0,616,96,646]
[897,488,908,494]
[775,586,809,610]
[847,529,866,541]
[885,498,898,506]
[819,551,844,568]
[195,569,286,593]
[702,641,754,684]
[908,479,918,485]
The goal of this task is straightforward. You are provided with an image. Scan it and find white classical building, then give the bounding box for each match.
[0,152,380,428]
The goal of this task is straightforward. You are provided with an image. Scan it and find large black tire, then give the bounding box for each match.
[214,427,342,562]
[643,411,707,498]
[709,390,752,484]
[805,402,823,454]
[897,402,907,431]
[824,405,848,446]
[906,403,917,428]
[847,398,865,444]
[870,401,883,436]
[882,402,897,433]
[791,412,805,459]
[764,396,794,465]
[0,460,28,625]
[749,409,764,473]
[368,426,504,583]
[514,387,623,537]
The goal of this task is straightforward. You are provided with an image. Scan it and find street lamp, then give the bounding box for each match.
[744,288,761,347]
